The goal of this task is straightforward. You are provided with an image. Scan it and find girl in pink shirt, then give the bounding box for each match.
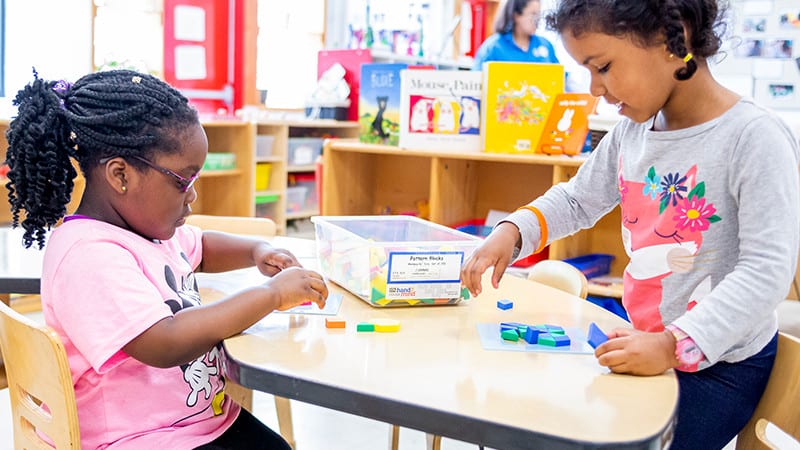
[5,69,328,449]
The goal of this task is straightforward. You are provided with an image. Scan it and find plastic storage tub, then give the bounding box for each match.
[288,138,324,165]
[255,163,272,191]
[256,135,275,157]
[202,152,236,171]
[563,253,615,278]
[311,215,482,307]
[286,186,308,212]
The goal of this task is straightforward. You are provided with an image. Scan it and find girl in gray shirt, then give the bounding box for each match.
[462,1,799,448]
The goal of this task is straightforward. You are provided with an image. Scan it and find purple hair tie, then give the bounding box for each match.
[53,80,71,109]
[53,80,71,94]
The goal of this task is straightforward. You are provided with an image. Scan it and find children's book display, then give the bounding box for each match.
[399,69,483,152]
[359,62,407,146]
[481,62,565,154]
[538,93,600,155]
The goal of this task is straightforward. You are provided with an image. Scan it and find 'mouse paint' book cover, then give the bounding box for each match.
[399,69,483,152]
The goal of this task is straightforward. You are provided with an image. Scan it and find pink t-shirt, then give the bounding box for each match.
[41,219,239,449]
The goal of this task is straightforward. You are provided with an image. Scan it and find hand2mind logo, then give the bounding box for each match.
[387,286,417,297]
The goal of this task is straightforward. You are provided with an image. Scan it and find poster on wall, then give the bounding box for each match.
[735,38,794,58]
[779,10,800,29]
[755,80,797,108]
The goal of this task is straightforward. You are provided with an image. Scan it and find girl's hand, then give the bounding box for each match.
[253,243,302,276]
[594,328,678,376]
[264,266,328,310]
[460,222,520,297]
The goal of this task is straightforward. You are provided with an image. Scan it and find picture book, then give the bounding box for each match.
[538,93,600,155]
[481,62,565,154]
[359,62,408,146]
[398,69,483,152]
[317,49,373,122]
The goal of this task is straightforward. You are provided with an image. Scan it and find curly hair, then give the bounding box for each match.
[4,69,199,248]
[545,0,728,81]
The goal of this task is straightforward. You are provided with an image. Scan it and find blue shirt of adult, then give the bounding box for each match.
[472,32,559,70]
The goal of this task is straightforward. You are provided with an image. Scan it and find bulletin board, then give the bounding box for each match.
[712,0,800,110]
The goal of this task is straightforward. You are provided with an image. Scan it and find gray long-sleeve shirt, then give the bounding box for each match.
[505,98,799,365]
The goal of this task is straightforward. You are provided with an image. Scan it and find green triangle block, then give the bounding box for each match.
[501,329,519,342]
[370,287,385,302]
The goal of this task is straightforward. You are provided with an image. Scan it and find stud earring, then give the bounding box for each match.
[121,185,127,193]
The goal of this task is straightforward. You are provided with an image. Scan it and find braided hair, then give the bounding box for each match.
[5,69,199,249]
[545,0,728,80]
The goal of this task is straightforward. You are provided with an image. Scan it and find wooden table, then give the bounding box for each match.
[0,230,678,449]
[0,227,44,297]
[201,237,678,450]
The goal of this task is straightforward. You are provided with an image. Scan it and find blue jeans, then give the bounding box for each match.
[671,333,778,450]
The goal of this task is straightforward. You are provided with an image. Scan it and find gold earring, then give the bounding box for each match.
[121,185,127,193]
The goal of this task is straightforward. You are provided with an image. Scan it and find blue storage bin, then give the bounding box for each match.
[564,253,614,279]
[586,295,629,321]
[455,224,492,238]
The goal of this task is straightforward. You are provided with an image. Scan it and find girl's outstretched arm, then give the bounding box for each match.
[196,230,300,274]
[122,266,328,368]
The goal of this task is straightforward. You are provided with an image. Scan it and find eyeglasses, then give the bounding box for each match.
[100,155,200,193]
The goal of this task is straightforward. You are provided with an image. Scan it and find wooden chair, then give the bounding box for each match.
[736,332,800,449]
[0,300,81,449]
[185,214,295,448]
[527,259,589,299]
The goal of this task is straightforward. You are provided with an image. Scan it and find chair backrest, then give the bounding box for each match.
[737,332,800,450]
[527,259,589,299]
[0,301,81,449]
[185,214,277,237]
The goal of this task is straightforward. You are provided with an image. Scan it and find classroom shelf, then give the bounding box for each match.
[255,119,359,234]
[321,140,627,278]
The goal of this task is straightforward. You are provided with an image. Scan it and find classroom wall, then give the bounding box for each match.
[711,0,799,111]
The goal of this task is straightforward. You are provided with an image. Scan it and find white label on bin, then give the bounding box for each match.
[294,146,313,165]
[385,252,464,300]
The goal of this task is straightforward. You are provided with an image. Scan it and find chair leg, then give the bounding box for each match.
[425,433,442,450]
[389,424,400,450]
[275,396,296,449]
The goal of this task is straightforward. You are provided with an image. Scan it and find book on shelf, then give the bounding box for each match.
[317,49,373,122]
[538,93,600,156]
[358,62,408,146]
[481,62,565,154]
[398,69,483,152]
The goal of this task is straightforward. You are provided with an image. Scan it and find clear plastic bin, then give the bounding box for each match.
[286,186,308,212]
[288,138,324,165]
[256,135,275,157]
[311,215,481,307]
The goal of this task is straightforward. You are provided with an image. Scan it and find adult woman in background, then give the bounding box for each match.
[472,0,559,70]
